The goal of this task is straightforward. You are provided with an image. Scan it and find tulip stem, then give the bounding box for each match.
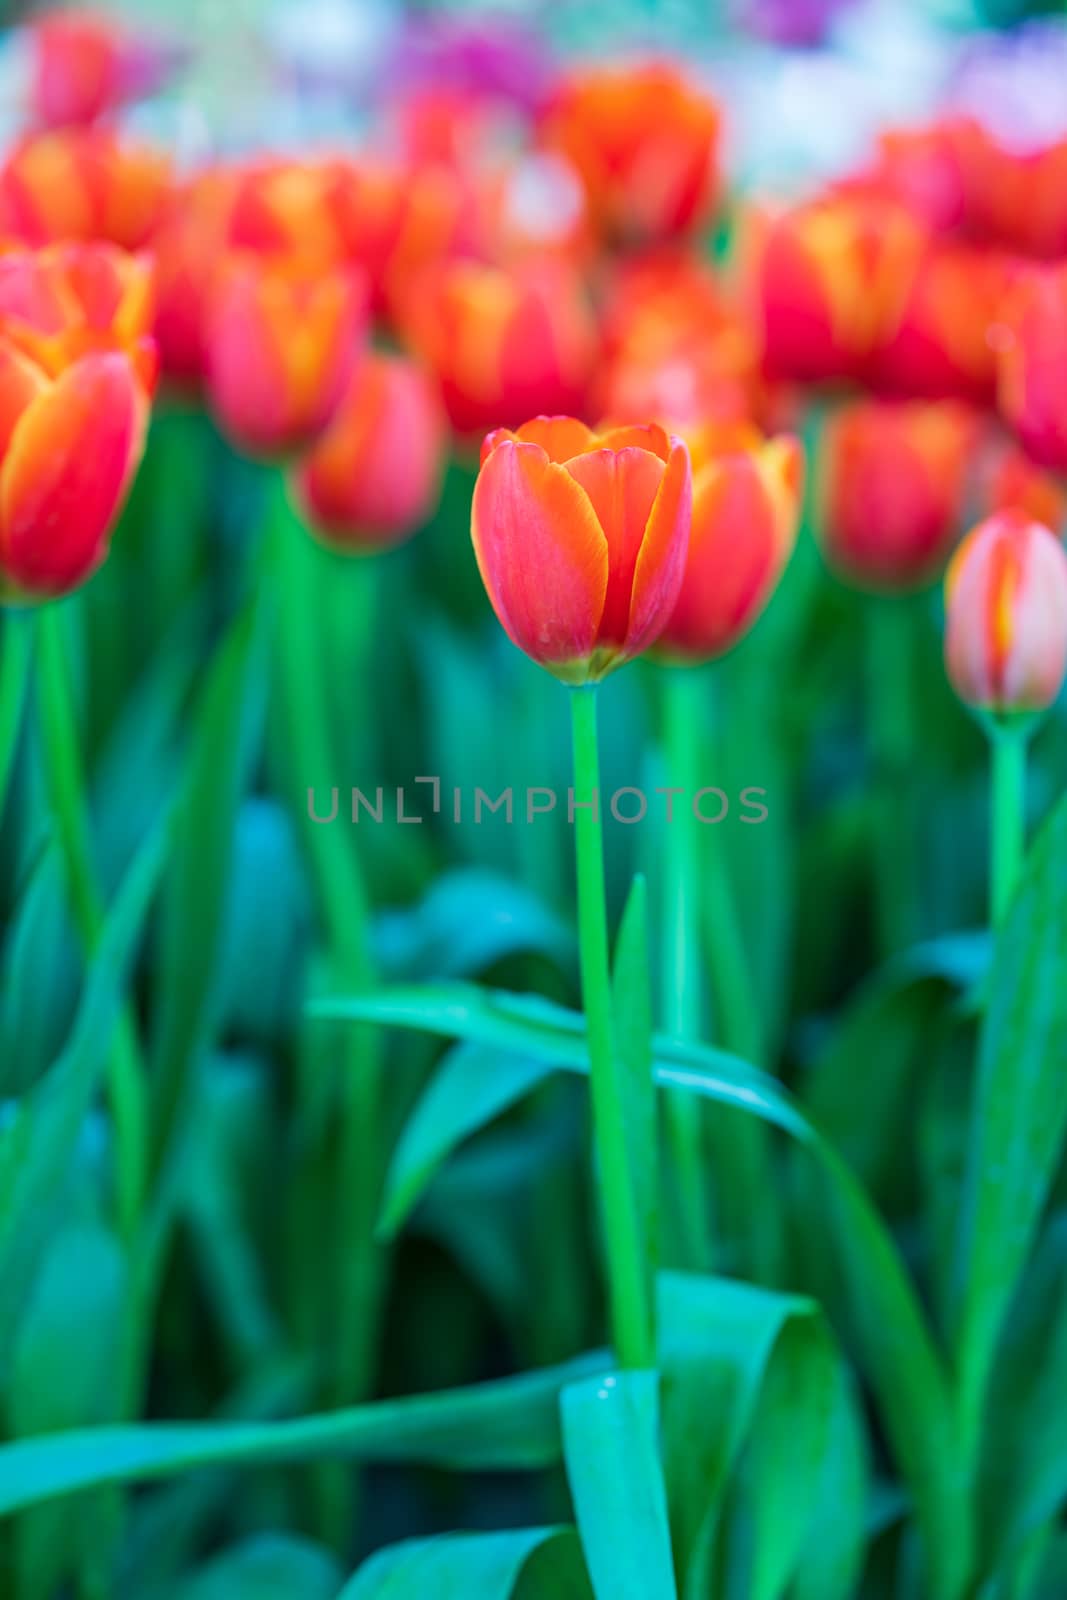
[569,685,653,1370]
[866,597,918,956]
[35,603,147,1245]
[0,610,32,820]
[989,725,1028,925]
[660,667,711,1271]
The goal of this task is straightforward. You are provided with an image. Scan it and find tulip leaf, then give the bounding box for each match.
[561,1370,678,1600]
[0,610,32,822]
[338,1527,592,1600]
[953,795,1067,1454]
[0,1351,607,1517]
[170,1534,341,1600]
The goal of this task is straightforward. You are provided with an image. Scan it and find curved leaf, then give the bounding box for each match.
[339,1527,591,1600]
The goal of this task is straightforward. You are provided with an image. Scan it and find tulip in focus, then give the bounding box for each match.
[292,353,445,551]
[997,265,1067,474]
[656,424,802,661]
[0,129,171,250]
[205,254,367,457]
[401,260,596,438]
[945,510,1067,714]
[819,399,977,590]
[28,11,178,128]
[472,417,691,683]
[539,63,722,245]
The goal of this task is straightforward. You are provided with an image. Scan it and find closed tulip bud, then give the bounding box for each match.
[400,260,596,439]
[0,243,156,394]
[819,399,978,591]
[945,511,1067,715]
[0,129,171,250]
[0,341,148,602]
[997,265,1067,474]
[759,194,926,384]
[656,424,802,661]
[292,353,445,551]
[540,63,722,245]
[472,417,691,683]
[205,254,367,458]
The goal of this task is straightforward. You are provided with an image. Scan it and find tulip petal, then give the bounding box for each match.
[513,415,597,462]
[626,438,692,656]
[471,438,608,676]
[0,352,144,596]
[0,342,48,458]
[563,445,666,647]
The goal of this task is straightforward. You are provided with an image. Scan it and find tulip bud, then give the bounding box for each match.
[539,63,722,245]
[656,424,802,662]
[819,399,978,591]
[400,260,596,439]
[0,341,148,602]
[292,353,445,551]
[945,510,1067,715]
[996,265,1067,474]
[471,417,691,684]
[205,254,367,458]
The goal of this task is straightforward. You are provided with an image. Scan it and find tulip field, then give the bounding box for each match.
[3,2,1067,1597]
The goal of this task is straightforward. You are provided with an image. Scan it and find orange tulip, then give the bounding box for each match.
[0,242,156,394]
[819,399,978,590]
[205,253,367,457]
[0,129,171,250]
[149,170,237,386]
[758,194,926,383]
[540,63,722,245]
[332,157,470,316]
[0,341,148,601]
[28,11,176,129]
[968,134,1067,261]
[292,352,445,550]
[225,158,349,266]
[873,245,1011,405]
[472,417,691,683]
[945,510,1067,713]
[400,259,596,438]
[997,265,1067,474]
[656,423,802,661]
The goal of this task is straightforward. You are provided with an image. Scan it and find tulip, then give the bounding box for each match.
[28,12,177,128]
[400,260,596,438]
[149,171,237,386]
[471,417,691,683]
[968,134,1067,261]
[871,118,984,235]
[332,158,470,316]
[539,63,722,244]
[0,242,156,394]
[0,341,148,601]
[997,265,1067,474]
[0,129,171,250]
[292,353,445,550]
[819,399,977,590]
[758,194,926,384]
[656,424,802,661]
[205,253,367,457]
[226,158,349,266]
[985,443,1067,535]
[945,510,1067,716]
[873,245,1012,405]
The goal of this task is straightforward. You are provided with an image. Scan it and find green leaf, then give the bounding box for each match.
[612,875,658,1336]
[0,1351,607,1516]
[0,842,78,1096]
[562,1370,677,1600]
[0,611,32,822]
[0,815,169,1359]
[789,1358,869,1600]
[171,1534,341,1600]
[954,796,1067,1452]
[339,1528,592,1600]
[375,868,575,980]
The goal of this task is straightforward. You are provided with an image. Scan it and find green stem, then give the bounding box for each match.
[866,597,917,957]
[569,686,652,1371]
[989,728,1027,927]
[0,610,33,820]
[35,604,147,1244]
[660,668,711,1270]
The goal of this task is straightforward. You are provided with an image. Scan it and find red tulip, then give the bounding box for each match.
[984,442,1067,536]
[873,245,1012,405]
[292,353,445,550]
[819,399,978,590]
[656,423,802,661]
[945,510,1067,713]
[997,265,1067,474]
[28,11,177,129]
[472,417,691,683]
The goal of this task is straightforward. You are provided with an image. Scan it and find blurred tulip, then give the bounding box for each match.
[150,170,237,387]
[656,423,802,662]
[292,352,445,550]
[28,11,179,128]
[540,63,722,245]
[758,194,926,384]
[472,416,691,683]
[0,242,156,394]
[969,134,1067,261]
[873,245,1011,405]
[997,265,1067,473]
[0,340,148,602]
[226,158,348,265]
[206,254,366,458]
[400,259,596,438]
[820,399,978,590]
[945,510,1067,713]
[333,157,470,315]
[868,119,986,235]
[985,441,1067,533]
[0,129,171,251]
